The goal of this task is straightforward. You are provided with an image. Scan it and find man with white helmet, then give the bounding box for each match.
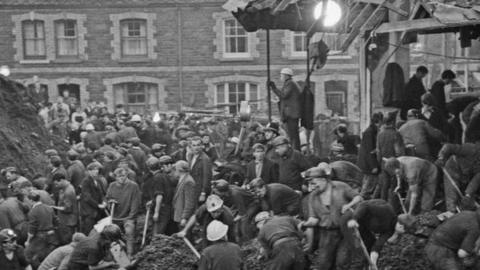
[0,228,30,270]
[176,194,235,247]
[255,211,306,270]
[268,67,302,150]
[198,220,243,270]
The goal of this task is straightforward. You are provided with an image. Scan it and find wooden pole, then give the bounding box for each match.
[266,29,272,122]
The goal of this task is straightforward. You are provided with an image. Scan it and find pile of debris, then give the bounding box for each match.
[0,75,68,178]
[378,234,431,270]
[241,239,265,270]
[135,235,198,270]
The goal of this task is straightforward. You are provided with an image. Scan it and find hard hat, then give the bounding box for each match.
[263,122,280,135]
[397,214,416,229]
[131,114,142,122]
[85,123,95,131]
[206,194,224,213]
[0,229,17,243]
[44,149,58,156]
[271,136,290,147]
[280,68,294,76]
[252,143,267,152]
[384,157,400,174]
[254,211,270,223]
[101,224,123,241]
[206,220,229,242]
[87,161,103,171]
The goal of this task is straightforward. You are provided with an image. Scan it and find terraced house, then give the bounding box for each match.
[0,0,361,123]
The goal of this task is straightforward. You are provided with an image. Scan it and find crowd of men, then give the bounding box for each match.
[0,66,480,270]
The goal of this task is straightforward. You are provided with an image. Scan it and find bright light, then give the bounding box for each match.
[153,112,161,123]
[0,65,10,77]
[314,0,342,27]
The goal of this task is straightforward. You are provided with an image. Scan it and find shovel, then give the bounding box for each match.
[141,205,151,248]
[352,227,377,270]
[182,237,201,259]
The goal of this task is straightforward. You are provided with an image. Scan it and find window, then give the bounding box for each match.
[120,19,147,57]
[113,82,158,114]
[22,20,46,59]
[292,32,307,53]
[215,82,259,114]
[55,20,78,57]
[223,19,249,56]
[325,80,347,116]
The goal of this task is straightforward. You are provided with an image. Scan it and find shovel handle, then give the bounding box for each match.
[183,237,201,259]
[141,208,150,248]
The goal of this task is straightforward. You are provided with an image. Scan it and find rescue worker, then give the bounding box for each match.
[245,143,279,185]
[263,122,282,164]
[212,179,258,241]
[425,210,480,270]
[268,68,302,150]
[255,211,306,270]
[250,178,301,216]
[343,199,397,270]
[105,167,141,258]
[0,191,29,245]
[0,229,30,270]
[315,161,364,190]
[198,220,243,270]
[51,173,78,245]
[188,136,213,203]
[384,156,438,214]
[271,136,311,191]
[176,194,235,247]
[436,139,480,212]
[66,224,123,270]
[38,232,87,270]
[66,149,86,195]
[151,143,167,158]
[171,160,196,233]
[2,167,32,197]
[79,162,106,235]
[299,166,363,269]
[24,190,58,269]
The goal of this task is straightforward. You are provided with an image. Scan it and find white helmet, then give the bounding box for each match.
[206,194,223,213]
[131,114,142,122]
[317,162,332,176]
[206,220,229,241]
[280,68,294,76]
[85,124,95,131]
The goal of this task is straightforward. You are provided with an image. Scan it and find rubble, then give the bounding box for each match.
[134,235,198,270]
[378,234,431,270]
[241,239,265,270]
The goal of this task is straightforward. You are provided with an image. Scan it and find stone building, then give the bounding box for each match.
[0,0,361,127]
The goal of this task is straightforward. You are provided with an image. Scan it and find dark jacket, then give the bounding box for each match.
[67,160,86,194]
[245,158,279,185]
[189,152,213,197]
[198,241,243,270]
[430,80,448,117]
[404,75,426,111]
[272,79,301,121]
[376,125,405,162]
[439,142,480,175]
[357,124,380,174]
[383,62,405,107]
[79,176,105,218]
[277,149,311,191]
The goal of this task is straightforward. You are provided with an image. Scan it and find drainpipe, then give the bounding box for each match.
[177,6,184,110]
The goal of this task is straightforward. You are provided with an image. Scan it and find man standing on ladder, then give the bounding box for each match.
[268,68,302,150]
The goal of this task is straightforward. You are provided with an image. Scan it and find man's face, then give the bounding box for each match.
[256,220,266,230]
[2,238,17,252]
[337,131,346,138]
[416,71,427,79]
[274,144,289,157]
[253,149,265,161]
[210,209,222,219]
[265,131,275,140]
[89,168,99,177]
[191,140,203,155]
[201,136,210,145]
[5,172,15,181]
[280,74,287,82]
[310,178,329,193]
[395,222,406,234]
[116,172,128,184]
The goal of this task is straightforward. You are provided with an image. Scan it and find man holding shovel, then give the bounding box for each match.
[106,167,141,258]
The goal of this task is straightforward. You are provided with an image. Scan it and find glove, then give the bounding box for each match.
[267,81,276,89]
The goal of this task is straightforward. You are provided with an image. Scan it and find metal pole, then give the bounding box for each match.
[266,29,272,122]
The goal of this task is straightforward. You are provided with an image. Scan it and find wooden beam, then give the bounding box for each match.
[360,5,387,32]
[373,18,477,33]
[340,3,376,51]
[355,0,408,17]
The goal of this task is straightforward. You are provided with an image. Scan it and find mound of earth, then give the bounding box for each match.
[378,234,431,270]
[135,235,198,270]
[0,75,68,178]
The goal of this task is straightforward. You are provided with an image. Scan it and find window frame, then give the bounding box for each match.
[120,19,148,58]
[54,19,79,58]
[222,18,250,58]
[22,20,46,60]
[215,81,260,114]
